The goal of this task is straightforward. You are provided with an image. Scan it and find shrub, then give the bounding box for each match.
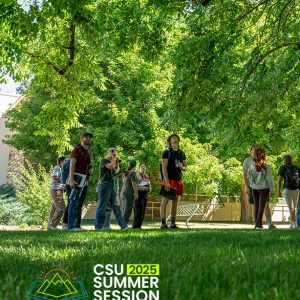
[10,161,51,226]
[0,184,29,225]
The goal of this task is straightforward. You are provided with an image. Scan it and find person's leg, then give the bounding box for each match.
[290,189,298,225]
[132,193,142,228]
[257,189,269,228]
[170,198,179,227]
[122,193,135,224]
[110,188,127,229]
[248,187,255,222]
[264,203,275,228]
[94,182,112,229]
[62,185,71,226]
[76,184,88,228]
[284,188,295,226]
[68,186,81,229]
[296,192,300,228]
[160,198,169,228]
[141,192,148,228]
[252,189,259,227]
[50,189,66,227]
[48,191,56,228]
[104,203,112,229]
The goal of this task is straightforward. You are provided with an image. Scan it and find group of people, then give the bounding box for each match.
[243,144,300,229]
[47,132,187,231]
[48,134,300,231]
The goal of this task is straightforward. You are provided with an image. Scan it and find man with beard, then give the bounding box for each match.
[68,132,93,230]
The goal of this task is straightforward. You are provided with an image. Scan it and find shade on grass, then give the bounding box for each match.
[0,229,300,300]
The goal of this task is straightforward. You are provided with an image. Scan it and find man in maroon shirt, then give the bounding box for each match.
[68,132,93,230]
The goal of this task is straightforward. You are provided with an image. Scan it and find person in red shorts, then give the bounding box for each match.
[160,134,187,229]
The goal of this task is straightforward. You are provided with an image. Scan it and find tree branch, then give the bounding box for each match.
[240,43,300,97]
[236,0,271,22]
[69,24,75,66]
[24,51,67,76]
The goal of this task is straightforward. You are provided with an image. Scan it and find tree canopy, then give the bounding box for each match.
[1,0,299,196]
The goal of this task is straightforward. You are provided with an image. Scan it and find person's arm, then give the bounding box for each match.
[69,157,77,188]
[278,175,283,197]
[105,157,117,170]
[131,173,139,199]
[243,167,250,194]
[162,158,170,191]
[179,160,187,171]
[266,166,274,196]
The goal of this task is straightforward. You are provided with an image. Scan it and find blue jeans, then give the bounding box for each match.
[296,193,300,228]
[95,181,127,229]
[68,183,88,229]
[104,179,119,228]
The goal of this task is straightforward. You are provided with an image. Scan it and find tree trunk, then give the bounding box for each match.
[240,183,252,223]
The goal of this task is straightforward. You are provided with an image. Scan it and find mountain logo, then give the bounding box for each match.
[27,269,88,300]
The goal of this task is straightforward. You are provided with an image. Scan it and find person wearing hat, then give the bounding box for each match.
[68,132,93,230]
[121,159,139,224]
[94,148,128,230]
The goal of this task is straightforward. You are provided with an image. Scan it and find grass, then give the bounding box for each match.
[0,228,300,300]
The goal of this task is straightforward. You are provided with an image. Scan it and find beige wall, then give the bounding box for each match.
[82,200,292,223]
[0,117,10,185]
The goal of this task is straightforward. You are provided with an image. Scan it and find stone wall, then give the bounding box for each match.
[6,147,25,186]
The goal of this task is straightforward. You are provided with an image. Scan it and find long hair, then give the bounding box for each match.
[253,147,267,171]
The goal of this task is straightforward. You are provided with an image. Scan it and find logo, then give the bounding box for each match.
[27,269,88,300]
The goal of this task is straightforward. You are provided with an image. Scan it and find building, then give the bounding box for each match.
[0,93,24,185]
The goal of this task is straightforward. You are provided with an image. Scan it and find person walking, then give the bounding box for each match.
[160,134,187,229]
[248,147,274,229]
[278,155,300,228]
[48,156,66,230]
[243,144,276,229]
[132,163,151,229]
[68,132,93,230]
[121,159,139,224]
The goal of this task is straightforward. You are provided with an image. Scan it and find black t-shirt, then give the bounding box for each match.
[278,164,300,190]
[99,159,116,182]
[162,148,186,181]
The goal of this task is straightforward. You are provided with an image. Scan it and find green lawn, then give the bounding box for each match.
[0,229,300,300]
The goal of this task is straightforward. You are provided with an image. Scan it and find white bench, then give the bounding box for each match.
[166,203,202,228]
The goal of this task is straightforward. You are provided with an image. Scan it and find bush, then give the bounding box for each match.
[10,161,51,226]
[0,184,29,225]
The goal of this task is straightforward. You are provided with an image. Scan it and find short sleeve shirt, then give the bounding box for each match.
[278,164,300,190]
[121,170,138,195]
[50,165,64,190]
[99,159,115,182]
[70,145,92,176]
[162,148,186,181]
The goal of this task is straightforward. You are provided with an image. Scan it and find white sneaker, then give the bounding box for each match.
[290,222,295,228]
[122,227,130,230]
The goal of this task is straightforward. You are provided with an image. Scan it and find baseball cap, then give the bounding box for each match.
[80,132,93,140]
[129,159,137,167]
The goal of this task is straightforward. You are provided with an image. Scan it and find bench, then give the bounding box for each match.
[166,203,202,228]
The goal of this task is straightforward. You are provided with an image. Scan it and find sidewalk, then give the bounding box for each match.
[0,222,296,231]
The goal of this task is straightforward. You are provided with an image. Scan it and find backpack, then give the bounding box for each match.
[285,165,299,189]
[60,158,71,184]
